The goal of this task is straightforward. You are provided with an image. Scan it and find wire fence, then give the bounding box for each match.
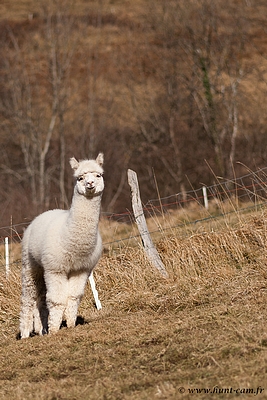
[146,168,267,211]
[1,166,267,249]
[102,166,267,222]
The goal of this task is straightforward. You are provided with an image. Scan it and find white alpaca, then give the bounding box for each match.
[19,153,104,338]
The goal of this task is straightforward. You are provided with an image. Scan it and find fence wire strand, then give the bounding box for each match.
[0,167,267,261]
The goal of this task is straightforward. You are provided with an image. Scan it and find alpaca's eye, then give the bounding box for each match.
[77,176,83,182]
[96,173,102,178]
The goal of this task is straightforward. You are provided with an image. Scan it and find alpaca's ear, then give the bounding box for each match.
[70,157,79,171]
[96,153,104,167]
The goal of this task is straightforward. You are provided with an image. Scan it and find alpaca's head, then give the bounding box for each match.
[70,153,104,197]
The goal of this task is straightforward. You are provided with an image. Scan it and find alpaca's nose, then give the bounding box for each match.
[86,180,95,188]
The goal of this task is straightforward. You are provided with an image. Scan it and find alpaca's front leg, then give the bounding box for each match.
[65,272,88,328]
[64,296,81,328]
[45,272,68,334]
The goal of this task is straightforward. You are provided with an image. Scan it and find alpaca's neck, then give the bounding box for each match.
[65,190,102,246]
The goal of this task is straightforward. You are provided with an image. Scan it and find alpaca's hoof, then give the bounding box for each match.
[19,328,31,339]
[67,322,76,329]
[48,327,60,335]
[20,333,29,339]
[38,328,48,336]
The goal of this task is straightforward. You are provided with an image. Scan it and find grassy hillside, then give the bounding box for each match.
[0,204,267,399]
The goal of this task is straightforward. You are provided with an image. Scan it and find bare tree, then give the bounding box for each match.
[45,5,76,207]
[0,1,76,213]
[179,0,248,177]
[142,0,249,181]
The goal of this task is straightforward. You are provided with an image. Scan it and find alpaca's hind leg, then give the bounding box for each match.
[45,272,68,334]
[33,268,48,335]
[33,305,42,335]
[20,299,35,339]
[20,263,37,339]
[64,272,88,328]
[34,292,48,335]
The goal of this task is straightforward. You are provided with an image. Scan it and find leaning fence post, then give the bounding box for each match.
[5,237,10,279]
[89,273,102,310]
[127,169,168,278]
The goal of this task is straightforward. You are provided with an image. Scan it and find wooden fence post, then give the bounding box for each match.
[127,169,168,278]
[202,186,209,209]
[5,237,10,279]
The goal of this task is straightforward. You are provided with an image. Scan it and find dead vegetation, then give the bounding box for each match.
[0,205,267,399]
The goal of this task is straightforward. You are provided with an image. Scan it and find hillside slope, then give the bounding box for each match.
[0,208,267,399]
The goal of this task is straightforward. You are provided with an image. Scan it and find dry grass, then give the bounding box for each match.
[0,206,267,399]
